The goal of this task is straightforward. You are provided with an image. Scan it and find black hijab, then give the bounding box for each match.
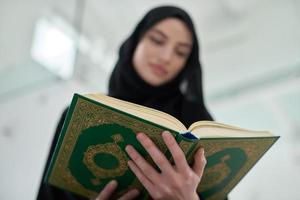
[109,5,213,127]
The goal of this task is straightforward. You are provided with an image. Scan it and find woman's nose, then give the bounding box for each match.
[158,46,173,63]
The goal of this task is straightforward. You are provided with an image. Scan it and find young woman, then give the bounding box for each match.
[37,5,215,200]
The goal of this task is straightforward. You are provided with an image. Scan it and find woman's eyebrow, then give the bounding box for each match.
[178,42,192,48]
[150,28,192,48]
[150,29,167,38]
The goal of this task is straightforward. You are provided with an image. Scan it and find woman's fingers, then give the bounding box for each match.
[135,132,173,172]
[192,148,206,178]
[118,188,140,200]
[95,180,117,200]
[125,145,160,181]
[125,132,204,200]
[127,160,156,195]
[162,131,190,173]
[95,180,139,200]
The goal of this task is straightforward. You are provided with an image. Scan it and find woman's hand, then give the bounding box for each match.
[94,180,139,200]
[125,131,206,200]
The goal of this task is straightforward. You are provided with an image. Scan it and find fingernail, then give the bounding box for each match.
[109,180,117,187]
[200,148,205,155]
[162,131,172,138]
[162,130,170,135]
[136,132,145,140]
[125,145,132,152]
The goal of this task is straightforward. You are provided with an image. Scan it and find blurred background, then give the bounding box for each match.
[0,0,299,199]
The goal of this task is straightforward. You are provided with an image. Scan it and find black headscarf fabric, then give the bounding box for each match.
[109,5,213,127]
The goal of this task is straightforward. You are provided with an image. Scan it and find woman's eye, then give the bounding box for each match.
[149,35,164,45]
[176,51,189,58]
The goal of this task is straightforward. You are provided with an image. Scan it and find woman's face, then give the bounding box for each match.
[133,18,193,86]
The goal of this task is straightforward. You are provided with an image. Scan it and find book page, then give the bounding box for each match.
[189,121,273,138]
[85,93,187,132]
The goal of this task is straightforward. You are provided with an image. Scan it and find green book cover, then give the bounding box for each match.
[45,93,279,200]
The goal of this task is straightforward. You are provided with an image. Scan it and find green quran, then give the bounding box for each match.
[45,93,279,200]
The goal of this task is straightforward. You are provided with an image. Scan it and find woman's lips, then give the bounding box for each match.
[149,64,168,77]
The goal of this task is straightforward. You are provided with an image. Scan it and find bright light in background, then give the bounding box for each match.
[31,17,76,79]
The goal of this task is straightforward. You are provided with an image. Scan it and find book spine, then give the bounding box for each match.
[175,133,198,164]
[44,94,80,183]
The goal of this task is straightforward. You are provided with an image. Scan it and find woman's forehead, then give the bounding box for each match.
[148,18,193,46]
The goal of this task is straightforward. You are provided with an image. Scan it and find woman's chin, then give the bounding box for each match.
[145,78,169,87]
[143,77,163,87]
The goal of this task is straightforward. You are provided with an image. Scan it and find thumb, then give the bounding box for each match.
[192,148,206,178]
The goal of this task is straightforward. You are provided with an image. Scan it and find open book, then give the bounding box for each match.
[45,93,279,200]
